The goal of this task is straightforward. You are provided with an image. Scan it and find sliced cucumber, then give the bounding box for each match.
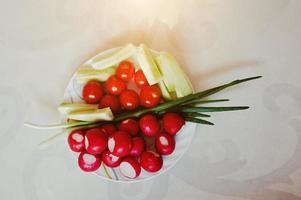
[91,43,136,69]
[67,107,114,122]
[58,103,98,115]
[76,67,116,82]
[136,44,162,85]
[155,52,193,97]
[158,81,173,101]
[155,56,176,92]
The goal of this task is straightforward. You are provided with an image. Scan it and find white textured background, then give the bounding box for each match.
[0,0,301,199]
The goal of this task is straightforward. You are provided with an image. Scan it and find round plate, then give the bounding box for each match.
[62,46,197,183]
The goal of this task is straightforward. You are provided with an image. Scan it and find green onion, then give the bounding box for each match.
[180,112,211,118]
[25,76,261,130]
[178,106,249,113]
[184,117,214,125]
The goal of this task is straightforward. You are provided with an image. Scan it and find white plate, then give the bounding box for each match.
[62,46,197,183]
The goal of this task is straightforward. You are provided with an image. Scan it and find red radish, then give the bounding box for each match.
[139,85,161,108]
[85,128,108,155]
[118,118,139,136]
[105,75,126,95]
[108,131,132,157]
[78,151,101,172]
[82,81,103,104]
[139,114,160,137]
[116,61,135,82]
[98,94,121,113]
[102,149,122,168]
[129,137,145,157]
[140,151,163,173]
[155,133,175,155]
[120,89,140,110]
[99,124,116,137]
[162,112,185,135]
[68,129,85,152]
[120,157,141,179]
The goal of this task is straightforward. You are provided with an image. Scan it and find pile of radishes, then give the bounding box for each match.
[67,60,185,179]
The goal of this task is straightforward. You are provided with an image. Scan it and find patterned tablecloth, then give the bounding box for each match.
[0,0,300,200]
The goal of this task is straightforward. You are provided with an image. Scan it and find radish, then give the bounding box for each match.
[139,114,160,137]
[155,133,175,155]
[118,118,139,136]
[129,137,145,157]
[119,157,141,179]
[68,129,85,152]
[85,128,108,155]
[102,149,122,168]
[99,124,116,137]
[108,131,132,157]
[78,151,101,172]
[140,151,163,173]
[162,112,185,135]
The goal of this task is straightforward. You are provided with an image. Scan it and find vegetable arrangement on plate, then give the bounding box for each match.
[25,44,261,181]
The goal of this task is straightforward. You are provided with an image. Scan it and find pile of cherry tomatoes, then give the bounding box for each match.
[82,60,162,111]
[68,61,185,179]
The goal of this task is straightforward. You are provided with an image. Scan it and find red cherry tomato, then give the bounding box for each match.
[68,129,85,152]
[120,89,140,110]
[140,85,161,108]
[139,114,160,137]
[162,112,185,135]
[118,118,139,136]
[134,69,149,88]
[99,94,121,113]
[82,81,103,104]
[99,124,116,137]
[155,132,175,155]
[116,61,135,82]
[105,75,126,95]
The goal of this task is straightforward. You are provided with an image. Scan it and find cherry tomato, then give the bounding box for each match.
[120,89,140,110]
[82,81,103,104]
[139,114,160,137]
[105,75,126,95]
[116,61,135,82]
[99,94,121,113]
[140,85,161,108]
[134,69,149,88]
[118,118,139,136]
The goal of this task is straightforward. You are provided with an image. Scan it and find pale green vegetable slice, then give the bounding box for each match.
[75,67,116,82]
[67,107,114,122]
[158,81,173,101]
[155,52,193,97]
[58,103,98,115]
[155,56,176,92]
[91,43,136,69]
[136,44,162,85]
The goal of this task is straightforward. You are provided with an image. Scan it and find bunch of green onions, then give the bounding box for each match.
[25,76,262,131]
